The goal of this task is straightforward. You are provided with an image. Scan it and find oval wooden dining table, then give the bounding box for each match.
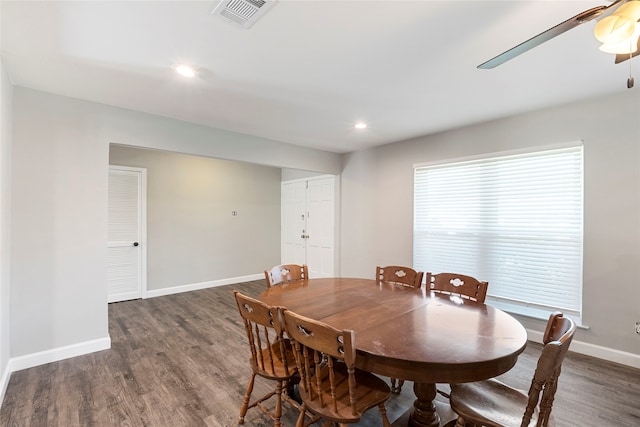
[259,277,528,427]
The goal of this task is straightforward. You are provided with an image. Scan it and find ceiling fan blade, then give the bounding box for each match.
[478,4,616,69]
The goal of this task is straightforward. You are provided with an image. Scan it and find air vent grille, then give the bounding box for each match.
[212,0,275,29]
[244,0,266,8]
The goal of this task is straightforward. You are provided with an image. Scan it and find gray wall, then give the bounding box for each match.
[109,146,282,291]
[281,168,327,181]
[6,82,639,371]
[0,53,13,386]
[10,87,341,359]
[339,89,640,357]
[11,89,111,358]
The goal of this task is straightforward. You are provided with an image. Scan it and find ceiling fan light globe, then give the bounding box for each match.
[594,15,636,43]
[613,1,640,21]
[600,41,631,54]
[599,24,640,54]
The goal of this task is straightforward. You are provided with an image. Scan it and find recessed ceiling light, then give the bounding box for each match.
[175,65,196,78]
[354,122,367,129]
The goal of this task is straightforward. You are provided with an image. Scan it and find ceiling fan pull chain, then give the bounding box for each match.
[628,46,634,89]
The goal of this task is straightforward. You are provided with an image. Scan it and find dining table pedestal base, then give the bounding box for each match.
[392,383,457,427]
[410,382,440,427]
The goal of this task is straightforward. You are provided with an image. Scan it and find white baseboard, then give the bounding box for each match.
[0,336,111,405]
[526,328,640,369]
[0,361,11,407]
[8,337,111,373]
[145,273,264,299]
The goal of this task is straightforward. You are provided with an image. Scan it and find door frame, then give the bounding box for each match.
[108,165,148,302]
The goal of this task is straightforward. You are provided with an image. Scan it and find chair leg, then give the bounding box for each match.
[296,404,307,427]
[436,384,451,399]
[390,378,405,393]
[238,372,256,424]
[274,380,284,427]
[378,403,391,427]
[286,379,297,402]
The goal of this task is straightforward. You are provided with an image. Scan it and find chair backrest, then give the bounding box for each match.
[264,264,308,288]
[281,308,359,417]
[376,265,424,288]
[233,290,294,379]
[522,312,576,427]
[426,272,488,303]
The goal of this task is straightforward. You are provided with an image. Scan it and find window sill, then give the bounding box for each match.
[487,298,589,330]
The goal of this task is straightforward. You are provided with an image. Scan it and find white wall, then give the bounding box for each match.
[10,87,342,362]
[11,89,111,359]
[0,55,14,396]
[340,89,640,359]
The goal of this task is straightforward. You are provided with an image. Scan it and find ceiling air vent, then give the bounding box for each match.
[212,0,276,29]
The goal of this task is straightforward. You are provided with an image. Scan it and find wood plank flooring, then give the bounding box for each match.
[1,280,639,426]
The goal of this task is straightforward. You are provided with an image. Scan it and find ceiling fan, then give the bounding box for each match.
[478,0,640,70]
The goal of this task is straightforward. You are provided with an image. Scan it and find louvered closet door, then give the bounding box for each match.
[108,166,146,303]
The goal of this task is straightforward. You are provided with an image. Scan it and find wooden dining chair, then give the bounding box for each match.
[424,273,490,397]
[233,291,304,426]
[376,265,424,392]
[265,264,309,288]
[427,272,488,303]
[376,265,424,288]
[281,308,392,427]
[449,312,577,427]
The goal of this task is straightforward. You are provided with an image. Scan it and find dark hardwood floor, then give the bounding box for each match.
[1,280,639,426]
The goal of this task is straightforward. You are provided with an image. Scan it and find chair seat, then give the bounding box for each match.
[450,313,573,427]
[250,339,297,380]
[450,379,554,427]
[299,363,391,423]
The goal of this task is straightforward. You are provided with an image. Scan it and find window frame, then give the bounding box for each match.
[413,142,584,324]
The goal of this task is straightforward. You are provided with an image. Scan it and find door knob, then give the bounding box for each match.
[133,242,139,247]
[300,234,309,239]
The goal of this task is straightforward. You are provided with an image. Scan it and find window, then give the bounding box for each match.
[414,144,583,322]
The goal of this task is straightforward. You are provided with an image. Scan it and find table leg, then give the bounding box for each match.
[408,382,440,427]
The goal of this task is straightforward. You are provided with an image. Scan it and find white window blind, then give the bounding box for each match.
[414,145,583,321]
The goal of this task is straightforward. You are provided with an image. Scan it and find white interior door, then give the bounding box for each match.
[108,166,146,303]
[281,181,307,265]
[281,176,336,277]
[306,178,335,277]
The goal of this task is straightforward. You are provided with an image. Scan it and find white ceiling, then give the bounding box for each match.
[1,1,635,154]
